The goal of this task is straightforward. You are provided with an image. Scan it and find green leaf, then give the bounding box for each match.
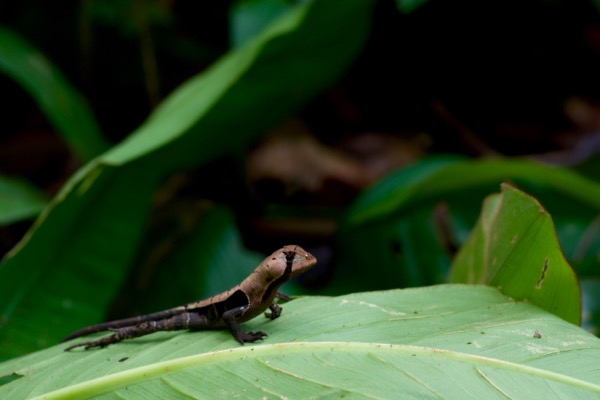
[334,156,600,293]
[103,0,375,168]
[0,0,376,359]
[450,183,580,325]
[0,27,109,161]
[1,286,599,398]
[0,174,47,225]
[229,0,303,47]
[347,157,600,227]
[0,163,161,361]
[130,206,264,314]
[333,205,451,292]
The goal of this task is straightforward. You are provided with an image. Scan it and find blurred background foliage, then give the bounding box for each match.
[1,0,600,359]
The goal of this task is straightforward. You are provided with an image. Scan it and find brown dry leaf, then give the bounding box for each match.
[246,120,370,199]
[564,97,600,133]
[338,131,429,180]
[531,97,600,165]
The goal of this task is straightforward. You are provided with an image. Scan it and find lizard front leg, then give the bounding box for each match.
[222,306,267,344]
[265,302,282,320]
[264,291,289,319]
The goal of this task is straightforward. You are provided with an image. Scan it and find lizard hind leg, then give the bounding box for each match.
[222,306,267,344]
[64,322,160,351]
[64,329,130,351]
[64,312,206,351]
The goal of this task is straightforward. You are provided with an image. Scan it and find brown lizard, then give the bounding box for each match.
[62,245,316,350]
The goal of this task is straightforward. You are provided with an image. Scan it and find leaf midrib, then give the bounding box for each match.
[33,341,600,399]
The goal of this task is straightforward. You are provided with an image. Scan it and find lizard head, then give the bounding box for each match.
[279,244,317,281]
[260,245,316,283]
[246,245,316,303]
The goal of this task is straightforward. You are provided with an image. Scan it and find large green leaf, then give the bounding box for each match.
[1,286,599,398]
[0,27,109,161]
[451,183,580,325]
[0,174,47,225]
[0,0,376,359]
[103,0,374,168]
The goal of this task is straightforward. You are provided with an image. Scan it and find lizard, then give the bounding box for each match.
[62,245,316,351]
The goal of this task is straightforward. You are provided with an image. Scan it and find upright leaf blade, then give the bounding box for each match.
[131,206,264,313]
[0,174,47,225]
[0,162,160,360]
[450,183,580,325]
[229,0,301,47]
[104,0,375,168]
[0,27,109,161]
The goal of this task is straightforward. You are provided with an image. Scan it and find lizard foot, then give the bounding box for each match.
[239,331,267,343]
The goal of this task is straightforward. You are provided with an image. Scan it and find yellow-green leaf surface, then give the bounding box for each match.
[451,184,580,325]
[1,286,599,399]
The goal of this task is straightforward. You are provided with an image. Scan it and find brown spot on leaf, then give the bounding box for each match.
[536,258,549,289]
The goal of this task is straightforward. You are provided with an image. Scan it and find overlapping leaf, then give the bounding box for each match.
[451,183,580,325]
[334,157,600,293]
